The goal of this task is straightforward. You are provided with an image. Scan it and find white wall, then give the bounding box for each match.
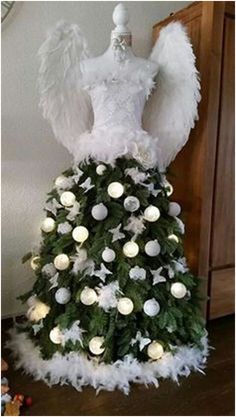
[2,1,191,316]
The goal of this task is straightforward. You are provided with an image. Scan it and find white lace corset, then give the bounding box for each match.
[89,82,146,130]
[74,62,162,169]
[81,62,157,132]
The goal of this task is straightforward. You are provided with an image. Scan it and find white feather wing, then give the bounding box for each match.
[143,22,200,171]
[38,21,93,155]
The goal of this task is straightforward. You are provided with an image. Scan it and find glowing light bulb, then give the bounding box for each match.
[144,205,160,222]
[117,297,134,315]
[123,241,139,258]
[89,336,105,355]
[80,287,98,306]
[170,282,187,299]
[147,341,164,360]
[54,254,70,270]
[49,326,63,344]
[107,182,124,198]
[60,191,76,207]
[72,226,89,243]
[41,218,55,233]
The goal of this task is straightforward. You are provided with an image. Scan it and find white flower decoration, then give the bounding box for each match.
[132,143,155,169]
[57,221,73,235]
[124,215,146,239]
[129,266,146,281]
[41,263,57,278]
[173,257,189,273]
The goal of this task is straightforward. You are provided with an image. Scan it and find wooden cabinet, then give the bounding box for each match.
[152,2,235,319]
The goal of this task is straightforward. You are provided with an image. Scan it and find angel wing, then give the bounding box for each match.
[143,22,200,171]
[38,21,93,155]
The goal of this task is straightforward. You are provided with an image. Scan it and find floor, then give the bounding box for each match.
[1,315,235,416]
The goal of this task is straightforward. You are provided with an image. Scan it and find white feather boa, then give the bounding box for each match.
[74,126,162,170]
[7,328,209,394]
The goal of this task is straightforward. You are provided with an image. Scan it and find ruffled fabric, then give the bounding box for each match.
[7,328,209,394]
[73,126,163,170]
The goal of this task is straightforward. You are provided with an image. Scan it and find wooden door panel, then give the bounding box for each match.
[209,268,235,318]
[152,2,235,318]
[211,16,235,268]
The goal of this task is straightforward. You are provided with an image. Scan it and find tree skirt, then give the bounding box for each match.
[7,328,209,394]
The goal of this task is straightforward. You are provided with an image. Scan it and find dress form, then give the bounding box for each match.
[82,3,152,75]
[11,6,206,394]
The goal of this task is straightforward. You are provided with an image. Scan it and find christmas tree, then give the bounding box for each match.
[8,15,209,393]
[17,157,206,373]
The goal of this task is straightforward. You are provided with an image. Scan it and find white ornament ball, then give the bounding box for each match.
[80,287,98,305]
[144,205,160,222]
[145,240,161,257]
[123,241,139,258]
[102,247,116,263]
[55,175,65,187]
[123,196,140,212]
[168,202,181,217]
[41,217,55,233]
[143,299,160,317]
[147,341,164,360]
[117,297,134,315]
[55,287,71,304]
[27,301,50,322]
[72,226,89,243]
[30,256,40,271]
[49,326,63,344]
[60,191,76,207]
[107,182,124,199]
[55,175,68,188]
[54,254,70,271]
[89,336,105,355]
[96,164,107,175]
[91,203,108,221]
[170,282,187,299]
[168,234,179,243]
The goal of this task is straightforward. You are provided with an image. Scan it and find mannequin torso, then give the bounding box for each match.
[81,3,157,79]
[81,50,154,79]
